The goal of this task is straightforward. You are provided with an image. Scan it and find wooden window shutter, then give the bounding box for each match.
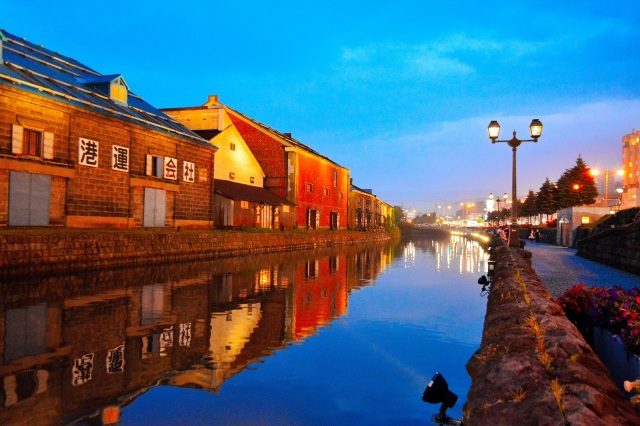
[154,157,163,178]
[43,132,54,159]
[11,124,23,154]
[146,154,153,176]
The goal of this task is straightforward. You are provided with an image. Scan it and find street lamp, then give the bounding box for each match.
[488,119,543,247]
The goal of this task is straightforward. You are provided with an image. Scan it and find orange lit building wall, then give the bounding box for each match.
[291,256,348,340]
[621,131,640,208]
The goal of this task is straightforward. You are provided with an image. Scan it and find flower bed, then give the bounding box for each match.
[557,284,640,355]
[558,284,640,408]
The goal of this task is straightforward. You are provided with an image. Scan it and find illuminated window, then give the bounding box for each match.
[282,205,289,213]
[110,83,127,104]
[241,200,249,209]
[581,216,590,224]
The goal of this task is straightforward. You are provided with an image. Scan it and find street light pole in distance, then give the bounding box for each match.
[487,119,543,247]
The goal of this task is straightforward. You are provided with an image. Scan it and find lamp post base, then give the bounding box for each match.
[508,224,520,248]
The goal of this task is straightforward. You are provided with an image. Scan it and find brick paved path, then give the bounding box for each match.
[524,241,640,298]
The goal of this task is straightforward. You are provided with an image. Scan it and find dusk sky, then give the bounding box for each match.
[5,1,640,213]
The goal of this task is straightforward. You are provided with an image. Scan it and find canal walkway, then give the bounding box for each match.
[524,240,640,298]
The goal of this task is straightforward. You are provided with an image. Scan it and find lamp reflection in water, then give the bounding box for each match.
[422,372,463,425]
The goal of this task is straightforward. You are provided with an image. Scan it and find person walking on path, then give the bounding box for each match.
[526,242,640,298]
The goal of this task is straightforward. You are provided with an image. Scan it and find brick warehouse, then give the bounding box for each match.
[0,30,217,229]
[162,96,296,229]
[196,96,350,229]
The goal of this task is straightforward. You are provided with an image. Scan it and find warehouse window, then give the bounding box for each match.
[12,124,54,159]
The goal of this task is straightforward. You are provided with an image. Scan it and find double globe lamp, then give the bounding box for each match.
[487,119,543,247]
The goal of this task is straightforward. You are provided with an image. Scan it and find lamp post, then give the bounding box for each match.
[488,119,543,247]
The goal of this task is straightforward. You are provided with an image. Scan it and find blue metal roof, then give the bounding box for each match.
[0,29,213,148]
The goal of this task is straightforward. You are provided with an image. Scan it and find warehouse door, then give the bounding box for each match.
[8,171,50,226]
[143,188,166,227]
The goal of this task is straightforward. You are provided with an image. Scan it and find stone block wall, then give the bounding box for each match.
[0,229,392,279]
[1,85,215,229]
[464,244,638,425]
[576,222,640,273]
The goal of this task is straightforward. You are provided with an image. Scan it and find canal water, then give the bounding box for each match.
[0,234,489,425]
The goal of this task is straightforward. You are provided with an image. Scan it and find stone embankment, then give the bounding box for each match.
[0,228,393,279]
[464,241,639,425]
[577,222,640,274]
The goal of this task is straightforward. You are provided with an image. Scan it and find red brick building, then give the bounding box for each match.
[0,30,217,229]
[162,97,295,229]
[202,97,349,229]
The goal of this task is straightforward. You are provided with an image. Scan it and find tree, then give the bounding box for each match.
[520,190,538,220]
[556,156,598,209]
[414,212,436,225]
[392,205,405,225]
[537,177,559,220]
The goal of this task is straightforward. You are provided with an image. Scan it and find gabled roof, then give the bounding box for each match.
[351,183,375,196]
[76,74,128,87]
[215,180,295,206]
[226,106,348,170]
[0,29,210,147]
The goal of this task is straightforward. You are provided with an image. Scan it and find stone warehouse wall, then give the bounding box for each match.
[576,222,640,274]
[464,244,639,425]
[0,229,391,279]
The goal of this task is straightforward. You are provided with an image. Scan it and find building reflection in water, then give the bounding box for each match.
[0,235,484,425]
[405,234,489,275]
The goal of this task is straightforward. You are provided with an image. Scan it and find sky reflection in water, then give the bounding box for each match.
[120,235,488,426]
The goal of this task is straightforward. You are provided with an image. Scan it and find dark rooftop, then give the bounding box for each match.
[0,29,211,147]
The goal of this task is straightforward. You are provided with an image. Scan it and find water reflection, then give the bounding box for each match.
[0,235,488,425]
[401,234,489,275]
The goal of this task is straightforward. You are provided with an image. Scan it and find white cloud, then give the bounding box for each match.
[336,32,546,83]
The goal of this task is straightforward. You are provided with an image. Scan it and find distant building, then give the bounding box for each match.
[163,98,294,228]
[556,206,610,247]
[620,130,640,209]
[193,96,349,229]
[349,183,393,229]
[0,30,217,229]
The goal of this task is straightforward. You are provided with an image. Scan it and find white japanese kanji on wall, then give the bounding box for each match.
[72,353,94,386]
[111,145,129,172]
[164,157,178,180]
[183,161,195,182]
[179,323,191,347]
[78,138,99,167]
[160,326,174,357]
[106,344,125,374]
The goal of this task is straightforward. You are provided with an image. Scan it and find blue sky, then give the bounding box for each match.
[5,1,640,212]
